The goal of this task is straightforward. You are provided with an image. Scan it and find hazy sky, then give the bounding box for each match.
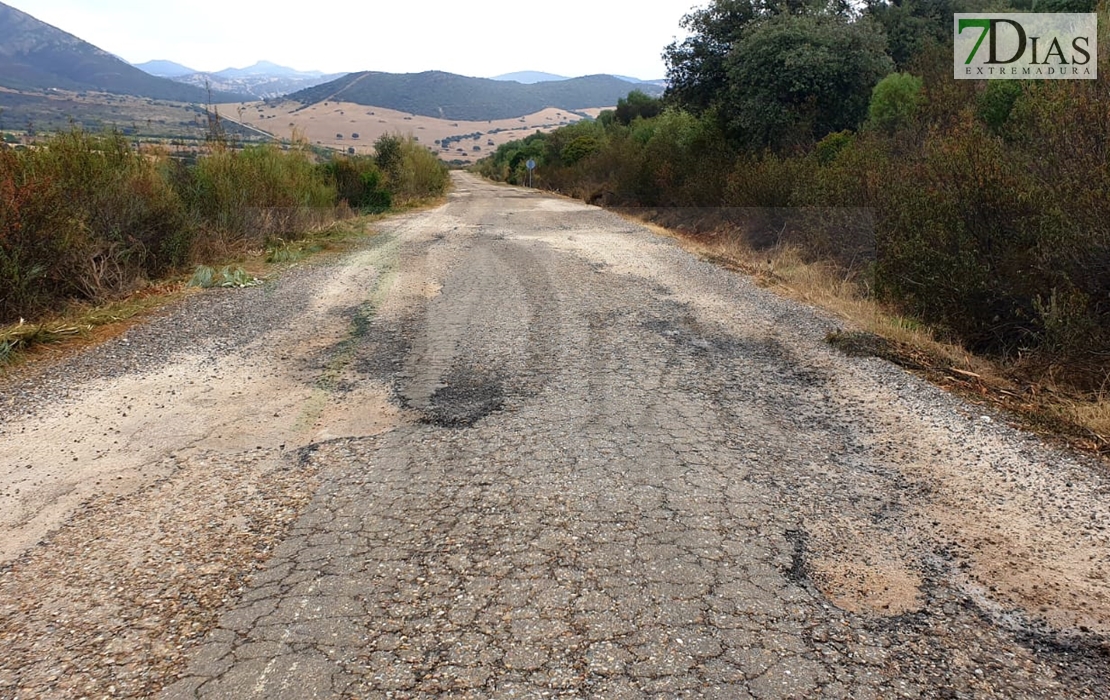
[8,0,697,79]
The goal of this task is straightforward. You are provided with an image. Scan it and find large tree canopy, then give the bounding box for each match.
[724,12,892,151]
[665,1,891,151]
[663,1,845,113]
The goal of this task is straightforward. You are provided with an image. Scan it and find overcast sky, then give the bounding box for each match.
[8,0,697,79]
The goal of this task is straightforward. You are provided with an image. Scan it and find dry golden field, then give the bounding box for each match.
[215,100,600,162]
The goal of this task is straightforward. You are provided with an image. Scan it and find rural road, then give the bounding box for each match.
[2,172,1110,698]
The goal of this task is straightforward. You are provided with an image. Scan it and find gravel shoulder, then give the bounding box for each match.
[0,218,412,696]
[3,173,1109,698]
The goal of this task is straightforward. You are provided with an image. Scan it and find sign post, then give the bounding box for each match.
[526,158,536,188]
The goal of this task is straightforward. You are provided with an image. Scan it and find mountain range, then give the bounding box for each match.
[288,71,665,121]
[0,1,242,102]
[492,71,569,84]
[0,0,667,130]
[136,60,347,101]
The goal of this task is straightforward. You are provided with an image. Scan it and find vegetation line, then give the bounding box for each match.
[627,212,1108,458]
[476,0,1109,456]
[0,130,448,365]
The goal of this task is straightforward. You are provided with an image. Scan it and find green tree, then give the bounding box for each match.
[723,12,893,151]
[862,0,956,69]
[976,80,1022,134]
[868,72,925,134]
[663,0,845,114]
[374,133,403,182]
[664,0,771,114]
[561,136,602,164]
[614,90,663,125]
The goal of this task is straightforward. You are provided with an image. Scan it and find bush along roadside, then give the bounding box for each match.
[475,0,1109,452]
[0,130,448,361]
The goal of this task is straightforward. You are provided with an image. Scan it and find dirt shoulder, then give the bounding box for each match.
[0,218,415,696]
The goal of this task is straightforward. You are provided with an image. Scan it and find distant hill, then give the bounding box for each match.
[288,71,665,121]
[170,61,347,101]
[214,60,332,80]
[0,2,243,102]
[135,59,196,78]
[492,71,568,84]
[614,75,668,88]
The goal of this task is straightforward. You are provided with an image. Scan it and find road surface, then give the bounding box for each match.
[2,173,1109,698]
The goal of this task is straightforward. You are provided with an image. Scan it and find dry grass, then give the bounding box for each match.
[0,202,443,371]
[217,101,592,162]
[624,214,1110,459]
[0,283,192,368]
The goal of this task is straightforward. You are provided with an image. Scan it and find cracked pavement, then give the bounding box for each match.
[4,173,1108,698]
[158,174,1110,698]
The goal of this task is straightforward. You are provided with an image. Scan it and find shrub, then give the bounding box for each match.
[814,130,854,166]
[391,136,449,201]
[976,81,1023,134]
[321,156,392,212]
[184,144,336,248]
[0,131,190,317]
[868,73,925,134]
[0,148,69,321]
[374,133,403,183]
[614,90,663,125]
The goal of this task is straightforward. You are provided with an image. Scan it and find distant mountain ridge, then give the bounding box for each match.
[614,75,668,87]
[134,59,195,78]
[288,71,665,121]
[213,61,331,80]
[492,71,568,84]
[0,2,243,102]
[136,60,346,100]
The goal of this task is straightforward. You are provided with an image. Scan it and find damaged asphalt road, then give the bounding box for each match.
[164,174,1110,698]
[5,173,1109,698]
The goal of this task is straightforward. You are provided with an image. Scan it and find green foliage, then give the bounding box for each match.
[614,90,663,125]
[188,265,260,288]
[561,136,602,165]
[0,130,188,319]
[184,143,336,247]
[0,147,68,320]
[663,0,770,114]
[814,130,854,165]
[862,0,956,70]
[321,156,392,212]
[724,12,893,151]
[390,135,450,201]
[374,134,403,182]
[1,127,450,326]
[476,132,549,186]
[868,73,925,134]
[976,80,1022,134]
[664,0,858,120]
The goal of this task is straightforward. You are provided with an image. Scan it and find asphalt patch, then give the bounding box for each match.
[420,370,505,428]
